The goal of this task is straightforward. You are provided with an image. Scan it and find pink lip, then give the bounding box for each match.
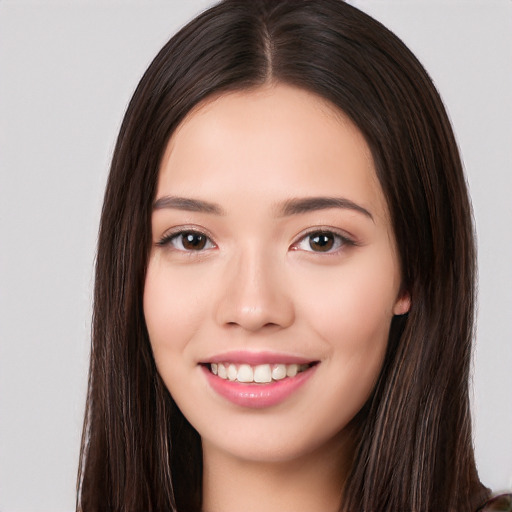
[201,363,317,409]
[204,350,314,365]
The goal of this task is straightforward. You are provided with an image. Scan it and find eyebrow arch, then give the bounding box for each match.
[153,195,225,215]
[278,196,373,221]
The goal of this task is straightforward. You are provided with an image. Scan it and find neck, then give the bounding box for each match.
[201,430,354,512]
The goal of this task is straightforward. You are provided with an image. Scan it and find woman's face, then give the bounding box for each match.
[144,84,409,464]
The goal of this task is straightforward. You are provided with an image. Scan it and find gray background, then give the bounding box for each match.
[0,1,510,510]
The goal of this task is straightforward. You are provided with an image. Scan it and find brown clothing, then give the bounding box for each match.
[479,494,512,511]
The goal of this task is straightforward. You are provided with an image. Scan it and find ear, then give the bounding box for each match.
[393,291,411,316]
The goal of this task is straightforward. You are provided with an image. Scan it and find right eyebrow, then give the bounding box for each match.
[277,196,374,221]
[152,195,226,215]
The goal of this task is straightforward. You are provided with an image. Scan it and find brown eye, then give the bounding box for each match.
[181,232,208,250]
[159,230,215,251]
[309,233,335,252]
[293,230,352,253]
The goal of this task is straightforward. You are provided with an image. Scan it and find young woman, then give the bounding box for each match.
[77,1,509,510]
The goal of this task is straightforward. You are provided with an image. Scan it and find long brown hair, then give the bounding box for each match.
[77,1,489,510]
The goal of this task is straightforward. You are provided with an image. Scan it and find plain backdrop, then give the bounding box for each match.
[0,1,511,510]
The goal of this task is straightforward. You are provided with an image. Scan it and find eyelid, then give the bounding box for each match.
[156,225,217,251]
[290,227,356,253]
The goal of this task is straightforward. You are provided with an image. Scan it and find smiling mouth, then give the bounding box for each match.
[204,362,317,384]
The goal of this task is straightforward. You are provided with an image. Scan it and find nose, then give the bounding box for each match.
[214,247,295,332]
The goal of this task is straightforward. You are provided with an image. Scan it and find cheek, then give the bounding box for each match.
[294,251,399,401]
[143,259,205,367]
[299,251,399,341]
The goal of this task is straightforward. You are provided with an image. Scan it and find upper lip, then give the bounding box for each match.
[201,351,317,365]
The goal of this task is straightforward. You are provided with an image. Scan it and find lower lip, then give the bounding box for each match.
[201,364,317,409]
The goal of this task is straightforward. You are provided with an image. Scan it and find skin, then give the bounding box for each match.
[144,83,410,512]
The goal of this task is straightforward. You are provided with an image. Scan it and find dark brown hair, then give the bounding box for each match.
[77,1,489,510]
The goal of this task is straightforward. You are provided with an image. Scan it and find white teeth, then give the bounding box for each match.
[211,362,311,383]
[217,363,227,379]
[237,364,254,383]
[271,364,287,381]
[286,364,298,377]
[254,364,272,383]
[227,364,237,381]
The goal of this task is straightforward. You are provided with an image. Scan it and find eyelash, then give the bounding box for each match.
[291,229,355,254]
[157,229,216,252]
[157,228,355,254]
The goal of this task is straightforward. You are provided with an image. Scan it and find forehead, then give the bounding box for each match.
[158,84,388,220]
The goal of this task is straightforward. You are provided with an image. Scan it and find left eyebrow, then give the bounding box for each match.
[277,196,374,221]
[152,195,226,215]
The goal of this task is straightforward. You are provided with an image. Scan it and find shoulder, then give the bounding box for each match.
[478,494,512,511]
